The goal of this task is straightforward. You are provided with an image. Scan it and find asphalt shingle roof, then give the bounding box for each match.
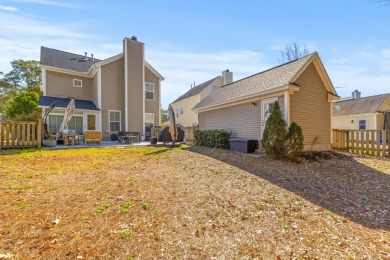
[40,46,101,73]
[332,94,389,117]
[172,76,220,103]
[38,96,100,111]
[193,53,315,110]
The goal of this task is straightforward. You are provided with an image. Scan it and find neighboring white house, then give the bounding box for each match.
[171,70,233,127]
[332,91,390,130]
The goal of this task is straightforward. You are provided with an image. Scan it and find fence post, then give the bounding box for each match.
[0,121,3,148]
[387,130,390,157]
[37,119,42,149]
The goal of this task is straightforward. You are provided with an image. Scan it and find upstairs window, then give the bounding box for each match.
[73,79,82,87]
[145,82,154,100]
[180,108,183,115]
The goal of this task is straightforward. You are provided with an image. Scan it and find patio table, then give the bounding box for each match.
[63,133,76,146]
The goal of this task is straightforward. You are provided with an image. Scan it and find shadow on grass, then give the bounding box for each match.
[0,148,41,156]
[188,146,390,231]
[145,148,171,155]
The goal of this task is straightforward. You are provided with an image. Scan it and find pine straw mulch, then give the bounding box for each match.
[0,146,389,259]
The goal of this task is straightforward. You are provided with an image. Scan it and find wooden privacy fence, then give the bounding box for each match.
[0,120,43,149]
[332,129,390,157]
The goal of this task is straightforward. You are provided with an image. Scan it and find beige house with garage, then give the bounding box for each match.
[193,52,339,151]
[332,91,390,130]
[38,37,164,140]
[171,70,233,127]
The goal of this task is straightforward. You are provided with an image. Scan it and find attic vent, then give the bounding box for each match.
[131,36,137,41]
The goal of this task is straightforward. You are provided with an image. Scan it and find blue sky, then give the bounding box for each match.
[0,0,389,108]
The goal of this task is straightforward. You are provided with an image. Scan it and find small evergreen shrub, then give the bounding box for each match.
[194,129,231,149]
[261,101,304,161]
[261,101,287,158]
[286,122,304,159]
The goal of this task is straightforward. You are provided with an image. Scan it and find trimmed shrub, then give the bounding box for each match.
[286,122,304,159]
[261,101,287,158]
[194,129,231,149]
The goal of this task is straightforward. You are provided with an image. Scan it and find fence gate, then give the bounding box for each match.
[0,120,43,149]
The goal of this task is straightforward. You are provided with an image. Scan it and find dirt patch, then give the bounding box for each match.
[0,146,389,259]
[301,151,352,162]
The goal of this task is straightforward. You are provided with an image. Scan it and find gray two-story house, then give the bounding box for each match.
[38,37,164,140]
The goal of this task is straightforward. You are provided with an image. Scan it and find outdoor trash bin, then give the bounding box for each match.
[229,138,258,153]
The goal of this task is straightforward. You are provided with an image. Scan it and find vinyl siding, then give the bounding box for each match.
[172,95,200,127]
[332,114,377,130]
[46,71,93,100]
[125,39,144,133]
[101,57,124,140]
[198,95,284,140]
[290,63,331,150]
[145,66,160,125]
[199,101,262,140]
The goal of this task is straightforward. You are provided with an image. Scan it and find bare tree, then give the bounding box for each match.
[279,43,310,63]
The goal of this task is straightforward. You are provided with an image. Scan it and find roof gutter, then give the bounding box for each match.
[40,65,92,78]
[332,112,381,118]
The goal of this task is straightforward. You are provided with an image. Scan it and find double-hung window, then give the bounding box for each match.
[358,119,367,130]
[73,79,82,87]
[145,82,154,100]
[109,110,121,132]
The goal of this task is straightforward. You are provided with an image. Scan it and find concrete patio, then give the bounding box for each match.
[42,141,180,150]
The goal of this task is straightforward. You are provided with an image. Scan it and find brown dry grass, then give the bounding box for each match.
[0,146,389,259]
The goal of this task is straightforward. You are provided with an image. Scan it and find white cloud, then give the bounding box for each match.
[146,49,272,108]
[0,11,104,72]
[325,47,390,98]
[328,64,390,98]
[3,0,81,8]
[0,4,18,11]
[0,13,94,39]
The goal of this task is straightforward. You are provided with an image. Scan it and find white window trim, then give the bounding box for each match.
[261,97,278,135]
[145,113,154,124]
[73,79,82,88]
[108,110,121,132]
[358,119,367,130]
[47,113,83,133]
[145,82,154,100]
